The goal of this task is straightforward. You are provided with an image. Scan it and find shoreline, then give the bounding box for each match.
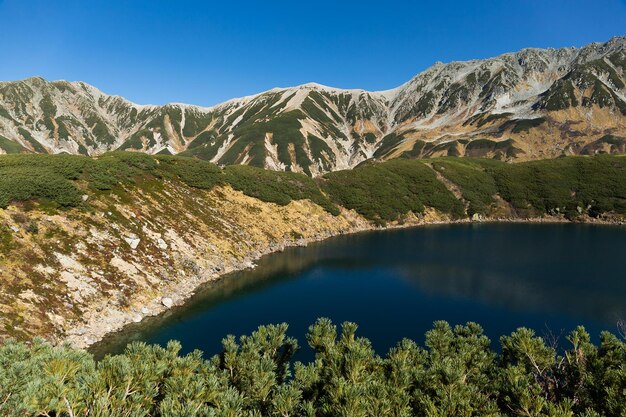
[78,213,624,353]
[65,217,374,349]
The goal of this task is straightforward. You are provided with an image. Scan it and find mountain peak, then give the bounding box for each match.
[0,36,624,174]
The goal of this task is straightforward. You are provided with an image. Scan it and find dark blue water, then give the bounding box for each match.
[92,223,626,360]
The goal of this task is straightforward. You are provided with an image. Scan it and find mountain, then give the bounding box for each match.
[0,36,625,175]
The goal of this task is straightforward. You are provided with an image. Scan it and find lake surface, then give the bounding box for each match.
[92,223,626,360]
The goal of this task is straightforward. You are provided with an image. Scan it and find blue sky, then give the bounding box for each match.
[0,0,624,106]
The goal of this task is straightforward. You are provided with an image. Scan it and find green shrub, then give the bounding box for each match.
[225,165,339,214]
[0,135,28,154]
[0,167,83,208]
[511,117,546,133]
[322,159,464,224]
[487,155,626,218]
[0,320,624,416]
[431,158,499,215]
[156,155,223,189]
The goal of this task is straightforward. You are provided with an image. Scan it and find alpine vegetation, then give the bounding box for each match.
[0,320,625,417]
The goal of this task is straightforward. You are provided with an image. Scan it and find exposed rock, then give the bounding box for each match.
[161,297,173,308]
[109,257,139,276]
[55,253,86,272]
[124,236,141,250]
[58,271,97,303]
[74,327,88,336]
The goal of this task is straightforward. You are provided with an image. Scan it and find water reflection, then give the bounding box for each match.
[91,223,626,359]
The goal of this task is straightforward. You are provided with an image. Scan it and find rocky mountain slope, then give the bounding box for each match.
[0,37,625,174]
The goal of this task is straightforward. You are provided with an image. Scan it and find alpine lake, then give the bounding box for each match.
[91,223,626,360]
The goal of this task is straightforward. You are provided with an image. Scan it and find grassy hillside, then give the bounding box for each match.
[0,319,624,416]
[488,155,626,218]
[1,152,626,224]
[0,152,336,214]
[320,155,626,223]
[428,156,626,219]
[0,152,371,344]
[321,159,465,224]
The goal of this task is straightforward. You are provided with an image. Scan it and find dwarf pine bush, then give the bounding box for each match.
[0,320,624,416]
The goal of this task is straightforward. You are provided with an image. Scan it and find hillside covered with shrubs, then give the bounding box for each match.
[1,152,626,225]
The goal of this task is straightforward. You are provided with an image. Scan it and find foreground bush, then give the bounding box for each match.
[0,320,624,416]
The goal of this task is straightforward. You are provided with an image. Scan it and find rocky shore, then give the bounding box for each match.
[65,223,371,349]
[1,178,623,350]
[76,212,625,351]
[65,210,443,349]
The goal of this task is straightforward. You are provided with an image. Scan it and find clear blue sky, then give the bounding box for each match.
[0,0,625,106]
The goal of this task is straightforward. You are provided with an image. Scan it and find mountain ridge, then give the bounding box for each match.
[1,36,625,174]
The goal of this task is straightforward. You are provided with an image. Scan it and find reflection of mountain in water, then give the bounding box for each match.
[395,263,626,327]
